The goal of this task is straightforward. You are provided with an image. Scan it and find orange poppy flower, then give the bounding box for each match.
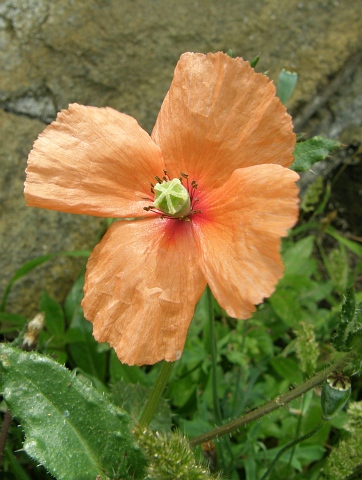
[25,52,299,366]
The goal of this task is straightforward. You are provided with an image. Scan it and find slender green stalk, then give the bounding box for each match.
[207,286,235,472]
[260,420,327,480]
[189,353,351,447]
[207,286,223,425]
[287,391,306,469]
[138,361,175,427]
[4,445,32,480]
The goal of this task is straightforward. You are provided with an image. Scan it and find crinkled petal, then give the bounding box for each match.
[25,103,165,218]
[152,52,295,188]
[82,218,206,365]
[192,165,299,318]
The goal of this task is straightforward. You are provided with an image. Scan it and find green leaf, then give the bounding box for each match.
[300,175,324,213]
[269,289,305,327]
[276,69,298,104]
[0,344,146,480]
[40,292,65,339]
[327,247,350,292]
[326,227,362,256]
[109,350,149,386]
[270,357,303,385]
[294,322,319,375]
[332,287,362,352]
[64,275,107,381]
[0,312,27,333]
[282,235,316,277]
[291,136,342,172]
[4,445,32,480]
[64,274,85,322]
[189,287,209,336]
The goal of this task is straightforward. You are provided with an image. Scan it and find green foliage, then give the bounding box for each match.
[1,141,362,479]
[327,247,350,293]
[39,292,67,363]
[326,226,362,257]
[134,427,221,480]
[65,274,108,383]
[323,402,362,479]
[269,235,332,331]
[333,287,362,353]
[301,175,324,213]
[291,136,342,172]
[294,322,319,376]
[0,344,146,480]
[111,380,172,432]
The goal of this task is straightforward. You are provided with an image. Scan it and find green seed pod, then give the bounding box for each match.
[153,178,191,218]
[276,69,298,105]
[321,372,351,420]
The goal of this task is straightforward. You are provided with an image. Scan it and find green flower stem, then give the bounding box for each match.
[139,361,175,427]
[189,353,351,447]
[207,286,223,425]
[259,420,327,480]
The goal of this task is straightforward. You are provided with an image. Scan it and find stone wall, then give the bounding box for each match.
[1,0,361,316]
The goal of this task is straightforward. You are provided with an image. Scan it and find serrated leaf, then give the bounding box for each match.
[291,136,342,172]
[0,345,146,480]
[333,288,362,352]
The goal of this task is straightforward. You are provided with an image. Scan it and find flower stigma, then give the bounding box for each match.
[153,178,191,217]
[144,173,202,220]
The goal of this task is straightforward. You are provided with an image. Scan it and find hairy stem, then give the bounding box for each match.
[189,353,350,447]
[139,361,175,427]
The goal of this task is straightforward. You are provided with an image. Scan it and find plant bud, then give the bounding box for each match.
[22,312,45,349]
[321,372,351,420]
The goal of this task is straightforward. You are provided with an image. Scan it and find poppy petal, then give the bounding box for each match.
[192,164,299,319]
[152,52,295,188]
[82,218,206,365]
[25,104,165,218]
